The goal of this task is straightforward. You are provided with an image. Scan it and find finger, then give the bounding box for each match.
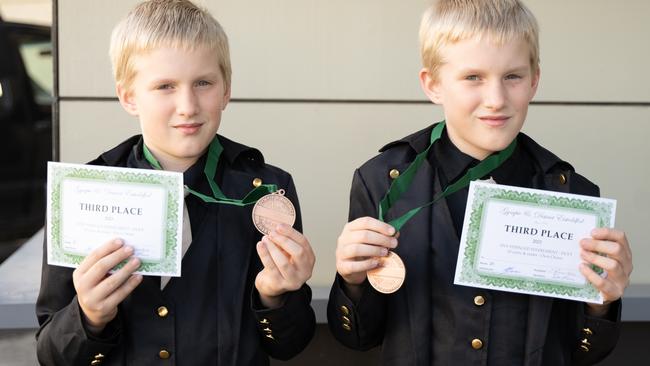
[262,236,293,279]
[256,241,279,272]
[345,229,398,249]
[345,217,396,237]
[579,263,622,301]
[339,243,389,260]
[338,258,380,276]
[77,238,124,274]
[590,228,632,259]
[581,238,625,259]
[590,228,627,245]
[102,273,144,310]
[93,257,142,300]
[267,232,304,259]
[84,245,136,285]
[580,250,622,275]
[275,224,311,249]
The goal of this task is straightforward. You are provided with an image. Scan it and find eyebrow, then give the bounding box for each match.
[456,65,530,75]
[148,73,221,86]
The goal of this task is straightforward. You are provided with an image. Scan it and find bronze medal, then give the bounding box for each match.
[367,251,406,294]
[251,189,296,235]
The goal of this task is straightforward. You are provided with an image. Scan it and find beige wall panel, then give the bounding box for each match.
[0,0,51,25]
[529,0,650,102]
[60,101,649,286]
[59,101,140,163]
[58,0,650,102]
[58,0,139,99]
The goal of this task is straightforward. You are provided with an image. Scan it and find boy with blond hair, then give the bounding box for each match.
[328,0,632,365]
[36,1,315,364]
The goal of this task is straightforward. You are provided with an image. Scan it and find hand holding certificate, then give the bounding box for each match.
[454,181,620,304]
[579,227,633,315]
[47,162,185,277]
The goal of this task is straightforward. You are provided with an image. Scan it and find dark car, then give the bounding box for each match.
[0,17,52,241]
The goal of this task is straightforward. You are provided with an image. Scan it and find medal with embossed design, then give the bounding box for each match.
[252,189,296,235]
[367,251,406,294]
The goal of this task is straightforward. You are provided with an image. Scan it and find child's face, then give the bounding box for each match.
[421,35,539,160]
[118,46,230,171]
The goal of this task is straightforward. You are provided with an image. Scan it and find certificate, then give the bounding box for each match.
[453,181,616,304]
[46,162,184,276]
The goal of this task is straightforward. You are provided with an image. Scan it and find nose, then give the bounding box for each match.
[176,87,199,117]
[483,80,506,110]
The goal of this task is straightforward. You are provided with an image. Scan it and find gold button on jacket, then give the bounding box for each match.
[340,305,350,316]
[252,178,263,187]
[389,169,400,179]
[159,349,170,359]
[157,306,169,318]
[471,338,483,350]
[473,296,485,306]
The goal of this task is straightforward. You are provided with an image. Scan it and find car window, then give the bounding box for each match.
[17,38,52,106]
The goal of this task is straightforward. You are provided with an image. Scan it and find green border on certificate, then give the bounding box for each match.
[455,182,616,303]
[48,163,183,275]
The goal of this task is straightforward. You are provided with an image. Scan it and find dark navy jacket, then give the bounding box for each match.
[37,134,316,365]
[328,123,621,366]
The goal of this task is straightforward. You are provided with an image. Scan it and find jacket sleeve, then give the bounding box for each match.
[35,234,122,366]
[250,174,316,360]
[567,171,623,364]
[251,284,316,360]
[571,300,622,365]
[327,168,389,350]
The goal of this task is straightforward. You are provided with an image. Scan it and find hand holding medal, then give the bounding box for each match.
[336,122,517,295]
[144,137,315,307]
[252,189,315,308]
[335,217,401,292]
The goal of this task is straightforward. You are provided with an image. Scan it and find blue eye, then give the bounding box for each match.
[505,74,522,80]
[196,80,212,87]
[465,75,479,81]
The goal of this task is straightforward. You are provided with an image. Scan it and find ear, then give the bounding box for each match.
[221,85,231,110]
[529,66,541,100]
[116,83,138,116]
[419,68,443,104]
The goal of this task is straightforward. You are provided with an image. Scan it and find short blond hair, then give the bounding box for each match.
[110,0,231,91]
[419,0,539,81]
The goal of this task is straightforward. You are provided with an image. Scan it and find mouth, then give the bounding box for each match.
[478,115,510,127]
[173,122,203,135]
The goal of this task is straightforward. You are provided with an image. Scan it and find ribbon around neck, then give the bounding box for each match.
[143,136,277,206]
[378,121,516,231]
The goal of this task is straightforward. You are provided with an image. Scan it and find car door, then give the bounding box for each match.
[0,21,52,240]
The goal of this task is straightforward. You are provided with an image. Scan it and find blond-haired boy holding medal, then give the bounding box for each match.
[36,1,315,364]
[328,0,632,364]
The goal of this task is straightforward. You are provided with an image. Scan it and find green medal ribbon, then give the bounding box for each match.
[143,137,277,206]
[378,121,517,231]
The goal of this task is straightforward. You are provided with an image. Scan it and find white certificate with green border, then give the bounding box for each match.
[46,162,184,276]
[454,181,616,304]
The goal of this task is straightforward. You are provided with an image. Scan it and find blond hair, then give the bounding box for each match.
[419,0,539,81]
[110,0,231,91]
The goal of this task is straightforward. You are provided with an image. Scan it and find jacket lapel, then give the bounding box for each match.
[216,168,259,365]
[387,159,435,365]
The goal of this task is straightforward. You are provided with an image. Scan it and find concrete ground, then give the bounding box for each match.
[0,329,37,366]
